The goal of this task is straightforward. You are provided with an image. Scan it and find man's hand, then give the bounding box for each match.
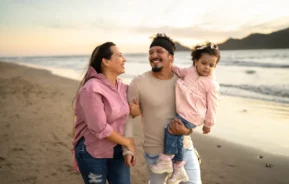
[168,118,192,135]
[129,98,141,118]
[202,126,211,134]
[124,154,136,167]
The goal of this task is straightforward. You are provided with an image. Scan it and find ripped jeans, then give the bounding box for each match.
[75,138,130,184]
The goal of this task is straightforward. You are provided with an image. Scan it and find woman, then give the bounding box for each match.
[72,42,138,184]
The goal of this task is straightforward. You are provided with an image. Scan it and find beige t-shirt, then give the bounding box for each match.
[124,71,193,155]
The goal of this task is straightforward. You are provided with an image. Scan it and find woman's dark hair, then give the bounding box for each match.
[71,42,115,133]
[80,42,115,87]
[191,42,220,66]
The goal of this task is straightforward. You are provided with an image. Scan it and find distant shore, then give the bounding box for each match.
[1,61,289,184]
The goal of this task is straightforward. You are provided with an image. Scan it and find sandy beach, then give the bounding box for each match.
[1,61,289,184]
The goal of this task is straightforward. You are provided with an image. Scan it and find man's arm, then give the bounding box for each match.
[123,78,141,167]
[123,78,141,139]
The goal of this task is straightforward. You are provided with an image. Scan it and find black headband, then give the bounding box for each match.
[150,39,175,55]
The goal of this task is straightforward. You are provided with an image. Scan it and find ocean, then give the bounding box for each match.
[1,49,289,157]
[1,49,289,104]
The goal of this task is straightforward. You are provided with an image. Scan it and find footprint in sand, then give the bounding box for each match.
[12,148,24,152]
[265,163,273,168]
[0,157,5,162]
[1,175,37,184]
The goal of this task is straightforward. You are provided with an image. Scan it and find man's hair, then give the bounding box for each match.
[150,33,176,55]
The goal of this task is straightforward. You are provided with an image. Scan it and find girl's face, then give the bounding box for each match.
[195,53,218,76]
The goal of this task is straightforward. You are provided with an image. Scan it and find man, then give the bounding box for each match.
[124,33,201,184]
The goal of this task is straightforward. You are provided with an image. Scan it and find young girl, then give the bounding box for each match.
[151,42,221,184]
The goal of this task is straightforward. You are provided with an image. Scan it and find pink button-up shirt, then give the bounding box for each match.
[173,66,220,128]
[73,67,129,158]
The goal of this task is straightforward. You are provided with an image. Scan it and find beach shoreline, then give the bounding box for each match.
[1,61,289,184]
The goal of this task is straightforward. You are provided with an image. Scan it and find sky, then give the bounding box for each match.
[0,0,289,56]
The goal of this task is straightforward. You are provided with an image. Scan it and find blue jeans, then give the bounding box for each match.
[164,114,196,161]
[75,138,130,184]
[145,146,202,184]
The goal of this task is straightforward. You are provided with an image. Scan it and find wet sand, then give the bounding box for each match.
[0,61,289,184]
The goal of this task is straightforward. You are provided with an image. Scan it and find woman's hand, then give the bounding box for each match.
[124,137,136,154]
[168,118,192,135]
[129,98,141,118]
[124,154,136,167]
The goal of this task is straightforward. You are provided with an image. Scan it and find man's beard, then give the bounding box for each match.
[152,66,163,73]
[150,57,163,73]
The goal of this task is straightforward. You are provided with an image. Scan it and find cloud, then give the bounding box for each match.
[132,16,289,43]
[44,23,79,29]
[41,18,127,32]
[242,17,289,33]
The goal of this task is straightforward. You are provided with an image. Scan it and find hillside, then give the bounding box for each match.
[218,27,289,50]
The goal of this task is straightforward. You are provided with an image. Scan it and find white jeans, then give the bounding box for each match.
[144,145,202,184]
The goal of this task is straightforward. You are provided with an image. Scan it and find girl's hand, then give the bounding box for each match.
[202,126,211,134]
[129,98,141,118]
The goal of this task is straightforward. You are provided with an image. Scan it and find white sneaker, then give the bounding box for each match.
[167,166,189,184]
[150,157,173,174]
